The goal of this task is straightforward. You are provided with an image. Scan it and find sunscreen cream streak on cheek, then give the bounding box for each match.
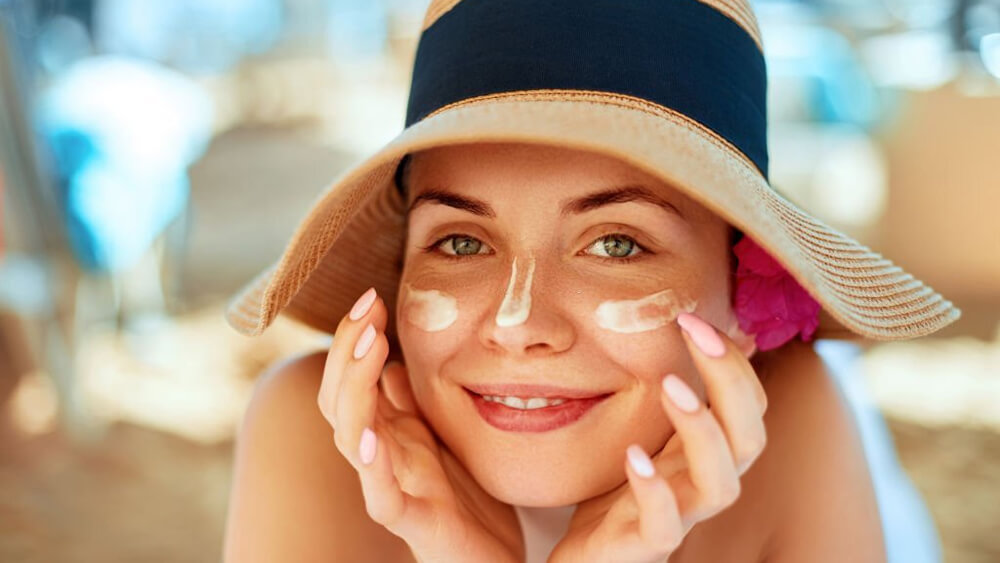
[495,255,536,327]
[401,283,459,332]
[595,289,698,333]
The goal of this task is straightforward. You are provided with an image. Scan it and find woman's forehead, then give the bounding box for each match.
[406,141,699,212]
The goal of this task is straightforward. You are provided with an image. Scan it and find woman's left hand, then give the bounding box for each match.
[547,311,769,563]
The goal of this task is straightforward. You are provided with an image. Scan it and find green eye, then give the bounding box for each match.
[449,235,483,255]
[588,234,642,259]
[603,235,634,257]
[420,233,492,260]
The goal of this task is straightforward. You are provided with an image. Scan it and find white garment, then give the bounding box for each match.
[815,340,943,563]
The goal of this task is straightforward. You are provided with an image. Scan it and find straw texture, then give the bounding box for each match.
[224,89,961,343]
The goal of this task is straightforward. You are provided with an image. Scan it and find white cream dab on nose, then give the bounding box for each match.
[401,284,458,332]
[495,255,536,327]
[595,289,697,333]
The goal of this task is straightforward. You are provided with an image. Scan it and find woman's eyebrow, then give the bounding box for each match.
[406,184,684,219]
[560,185,685,219]
[408,188,496,218]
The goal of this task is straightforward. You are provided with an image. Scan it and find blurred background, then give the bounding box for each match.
[0,0,997,561]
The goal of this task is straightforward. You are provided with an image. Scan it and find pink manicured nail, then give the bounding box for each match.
[677,312,726,358]
[663,374,700,413]
[349,287,377,321]
[353,323,376,359]
[360,427,377,465]
[627,444,655,478]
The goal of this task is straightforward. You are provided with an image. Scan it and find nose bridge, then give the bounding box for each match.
[495,255,536,327]
[481,253,574,354]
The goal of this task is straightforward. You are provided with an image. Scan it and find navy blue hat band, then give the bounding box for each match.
[405,0,769,178]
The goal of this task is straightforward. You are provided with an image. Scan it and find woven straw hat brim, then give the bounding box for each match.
[223,90,961,344]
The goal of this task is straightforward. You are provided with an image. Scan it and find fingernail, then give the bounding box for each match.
[663,374,700,413]
[627,444,656,478]
[677,312,726,358]
[349,287,377,321]
[360,427,377,465]
[354,323,376,359]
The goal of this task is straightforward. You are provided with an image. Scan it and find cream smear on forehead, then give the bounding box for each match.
[595,289,698,333]
[401,284,459,332]
[495,255,536,327]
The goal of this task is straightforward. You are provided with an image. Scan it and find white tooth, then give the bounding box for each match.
[479,395,570,409]
[501,396,527,409]
[525,397,549,409]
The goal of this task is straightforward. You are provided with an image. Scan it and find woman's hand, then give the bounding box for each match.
[317,287,524,563]
[547,311,769,563]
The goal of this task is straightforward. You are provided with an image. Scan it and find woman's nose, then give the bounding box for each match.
[478,256,575,356]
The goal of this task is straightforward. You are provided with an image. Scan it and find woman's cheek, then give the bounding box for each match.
[400,283,459,332]
[593,288,698,333]
[396,277,497,379]
[586,287,700,382]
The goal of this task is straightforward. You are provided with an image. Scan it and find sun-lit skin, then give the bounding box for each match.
[394,141,756,508]
[401,283,459,331]
[595,288,699,334]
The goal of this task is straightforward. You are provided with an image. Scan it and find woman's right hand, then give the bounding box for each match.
[318,287,524,563]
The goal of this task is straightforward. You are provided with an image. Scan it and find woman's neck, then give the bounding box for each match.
[514,504,577,563]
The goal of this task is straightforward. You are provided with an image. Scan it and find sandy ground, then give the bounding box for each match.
[0,422,232,562]
[0,413,997,563]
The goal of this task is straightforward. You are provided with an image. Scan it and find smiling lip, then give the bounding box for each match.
[462,383,613,400]
[465,388,612,432]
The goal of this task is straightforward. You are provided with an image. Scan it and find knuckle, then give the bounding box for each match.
[365,501,398,528]
[737,429,767,462]
[709,479,741,509]
[645,532,680,555]
[665,531,684,553]
[317,394,332,420]
[721,479,742,506]
[335,313,351,335]
[364,501,387,525]
[372,332,390,358]
[754,386,769,414]
[333,428,351,455]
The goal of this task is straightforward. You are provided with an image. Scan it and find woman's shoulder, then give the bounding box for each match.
[674,340,885,562]
[223,350,417,563]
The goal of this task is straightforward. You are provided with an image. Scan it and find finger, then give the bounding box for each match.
[676,312,768,473]
[624,445,684,555]
[334,319,390,468]
[381,361,418,415]
[657,373,741,521]
[677,311,767,414]
[360,424,441,550]
[318,288,389,425]
[356,426,408,527]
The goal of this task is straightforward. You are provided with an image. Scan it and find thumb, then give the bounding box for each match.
[381,361,418,415]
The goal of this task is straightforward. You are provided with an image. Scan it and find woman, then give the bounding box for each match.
[221,1,959,561]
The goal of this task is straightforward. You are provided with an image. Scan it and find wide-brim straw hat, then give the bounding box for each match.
[223,0,961,345]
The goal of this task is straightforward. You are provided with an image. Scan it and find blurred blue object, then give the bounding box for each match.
[94,0,282,73]
[35,55,213,273]
[816,340,943,563]
[326,0,390,62]
[763,22,882,128]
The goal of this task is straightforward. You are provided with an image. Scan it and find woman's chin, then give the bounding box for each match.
[468,456,622,508]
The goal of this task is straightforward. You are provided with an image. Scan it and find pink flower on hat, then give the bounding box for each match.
[732,235,821,351]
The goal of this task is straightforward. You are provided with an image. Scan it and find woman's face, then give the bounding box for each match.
[395,141,753,507]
